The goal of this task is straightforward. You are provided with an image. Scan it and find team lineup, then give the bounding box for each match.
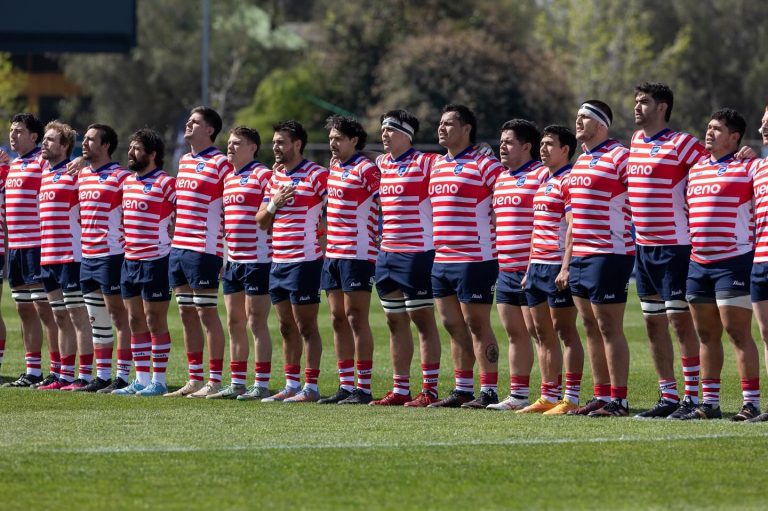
[2,81,768,422]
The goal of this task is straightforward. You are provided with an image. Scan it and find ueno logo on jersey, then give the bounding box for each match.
[755,184,768,198]
[328,187,344,199]
[687,183,721,197]
[124,199,149,211]
[223,194,246,205]
[79,190,101,201]
[570,175,592,187]
[39,191,56,202]
[428,183,459,195]
[6,178,23,188]
[380,184,404,196]
[533,203,549,211]
[177,179,198,191]
[195,162,205,173]
[493,195,522,206]
[628,164,653,176]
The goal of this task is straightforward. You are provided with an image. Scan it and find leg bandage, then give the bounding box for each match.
[63,291,85,309]
[381,297,407,315]
[665,299,689,314]
[84,292,114,345]
[192,293,218,308]
[11,291,33,304]
[405,297,434,312]
[175,293,195,307]
[640,298,666,315]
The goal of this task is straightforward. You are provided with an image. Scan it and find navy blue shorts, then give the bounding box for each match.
[269,259,323,305]
[569,254,635,304]
[687,251,752,302]
[524,263,574,308]
[41,262,82,294]
[169,247,222,290]
[752,262,768,302]
[321,258,375,293]
[496,270,528,307]
[121,256,171,302]
[8,248,42,288]
[431,260,499,304]
[222,261,270,296]
[80,254,124,295]
[635,245,690,301]
[375,250,434,300]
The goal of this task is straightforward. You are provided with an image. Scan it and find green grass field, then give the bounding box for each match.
[1,285,767,510]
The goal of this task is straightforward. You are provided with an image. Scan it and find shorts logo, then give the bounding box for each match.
[143,183,152,193]
[545,183,553,195]
[299,295,310,301]
[515,176,526,187]
[471,293,483,299]
[589,156,599,168]
[717,165,727,176]
[453,163,464,175]
[604,293,615,300]
[291,177,301,187]
[416,290,428,295]
[650,145,660,156]
[52,172,62,183]
[554,297,566,304]
[670,289,683,296]
[341,169,350,181]
[99,173,108,184]
[733,280,745,287]
[198,280,210,286]
[195,162,205,173]
[349,281,361,287]
[397,165,408,176]
[151,292,163,298]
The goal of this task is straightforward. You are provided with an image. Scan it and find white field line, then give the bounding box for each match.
[32,431,768,454]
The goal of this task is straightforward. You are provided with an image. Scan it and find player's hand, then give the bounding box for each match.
[0,149,9,164]
[474,142,495,158]
[271,184,295,209]
[520,273,528,289]
[736,145,758,159]
[66,156,86,175]
[329,156,340,168]
[555,268,569,291]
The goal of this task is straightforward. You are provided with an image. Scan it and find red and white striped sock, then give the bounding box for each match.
[702,378,720,406]
[510,374,530,398]
[59,354,76,383]
[25,351,42,377]
[254,361,271,388]
[231,360,247,386]
[356,360,372,394]
[682,356,700,404]
[338,359,355,392]
[304,367,320,392]
[116,349,132,382]
[131,333,152,386]
[611,385,628,407]
[78,353,94,382]
[94,347,113,381]
[49,351,61,378]
[564,372,582,404]
[285,364,301,389]
[594,383,611,402]
[151,333,171,385]
[741,378,760,409]
[209,359,223,384]
[659,378,679,403]
[455,369,474,394]
[393,374,410,395]
[480,371,497,394]
[187,352,204,382]
[541,381,560,403]
[422,363,439,397]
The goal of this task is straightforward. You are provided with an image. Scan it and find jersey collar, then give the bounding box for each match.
[444,145,474,162]
[509,159,536,176]
[90,161,118,174]
[545,164,571,182]
[236,160,262,176]
[48,159,71,172]
[285,159,308,175]
[136,168,162,181]
[583,138,614,155]
[642,128,671,144]
[392,147,414,162]
[710,152,736,165]
[192,146,217,158]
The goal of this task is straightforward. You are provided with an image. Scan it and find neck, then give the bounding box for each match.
[584,135,608,152]
[641,122,667,139]
[283,155,303,171]
[447,143,471,159]
[46,157,66,168]
[234,159,252,172]
[136,165,158,177]
[545,162,566,175]
[711,149,736,161]
[506,156,531,171]
[88,156,110,169]
[390,146,412,160]
[16,145,35,156]
[190,142,211,155]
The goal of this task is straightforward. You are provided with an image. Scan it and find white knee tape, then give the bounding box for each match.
[640,299,666,315]
[11,291,33,304]
[175,293,195,307]
[716,295,752,310]
[30,288,47,302]
[405,297,434,312]
[381,297,407,314]
[84,292,114,345]
[49,299,66,311]
[193,293,218,308]
[63,291,85,309]
[665,299,689,314]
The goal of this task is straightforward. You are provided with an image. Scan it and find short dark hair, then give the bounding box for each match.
[711,108,747,145]
[87,123,118,157]
[11,113,44,144]
[190,105,223,142]
[379,109,420,136]
[582,99,613,125]
[129,128,165,169]
[324,115,367,150]
[500,119,541,160]
[230,126,261,158]
[635,82,674,122]
[273,120,308,153]
[542,125,577,160]
[443,104,477,143]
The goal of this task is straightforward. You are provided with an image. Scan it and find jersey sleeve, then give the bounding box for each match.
[561,177,571,212]
[312,167,329,198]
[360,160,381,197]
[614,147,630,186]
[482,158,504,189]
[676,133,708,167]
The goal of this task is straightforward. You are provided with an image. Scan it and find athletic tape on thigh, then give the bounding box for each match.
[175,293,195,307]
[63,291,85,309]
[405,297,434,312]
[665,299,689,314]
[715,295,752,310]
[193,293,218,308]
[11,291,33,304]
[30,288,47,302]
[640,298,666,315]
[84,292,114,345]
[49,299,66,311]
[380,297,407,314]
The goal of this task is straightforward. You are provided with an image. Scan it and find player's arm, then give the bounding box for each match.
[66,156,87,176]
[555,210,573,292]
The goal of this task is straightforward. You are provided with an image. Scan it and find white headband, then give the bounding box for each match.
[381,117,414,140]
[578,103,611,128]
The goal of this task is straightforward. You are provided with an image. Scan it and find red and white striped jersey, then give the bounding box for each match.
[566,139,634,256]
[223,160,272,264]
[172,147,232,257]
[429,147,504,263]
[530,165,572,265]
[686,154,756,264]
[753,158,768,263]
[376,149,436,253]
[493,160,547,272]
[264,159,328,263]
[5,148,44,250]
[628,129,707,246]
[78,162,130,258]
[0,163,7,255]
[122,169,176,261]
[326,153,380,262]
[39,160,81,265]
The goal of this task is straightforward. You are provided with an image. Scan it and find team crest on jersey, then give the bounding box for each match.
[545,183,553,195]
[98,173,108,184]
[453,163,464,175]
[195,162,205,173]
[341,168,350,181]
[515,176,526,187]
[52,172,62,183]
[650,145,661,156]
[291,177,301,187]
[239,175,249,186]
[717,165,727,176]
[589,156,599,168]
[143,183,152,193]
[21,161,28,170]
[397,165,407,176]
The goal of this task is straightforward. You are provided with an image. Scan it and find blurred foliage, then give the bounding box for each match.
[0,53,26,123]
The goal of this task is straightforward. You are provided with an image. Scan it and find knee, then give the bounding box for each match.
[346,308,368,332]
[278,320,296,339]
[330,311,347,333]
[297,322,318,341]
